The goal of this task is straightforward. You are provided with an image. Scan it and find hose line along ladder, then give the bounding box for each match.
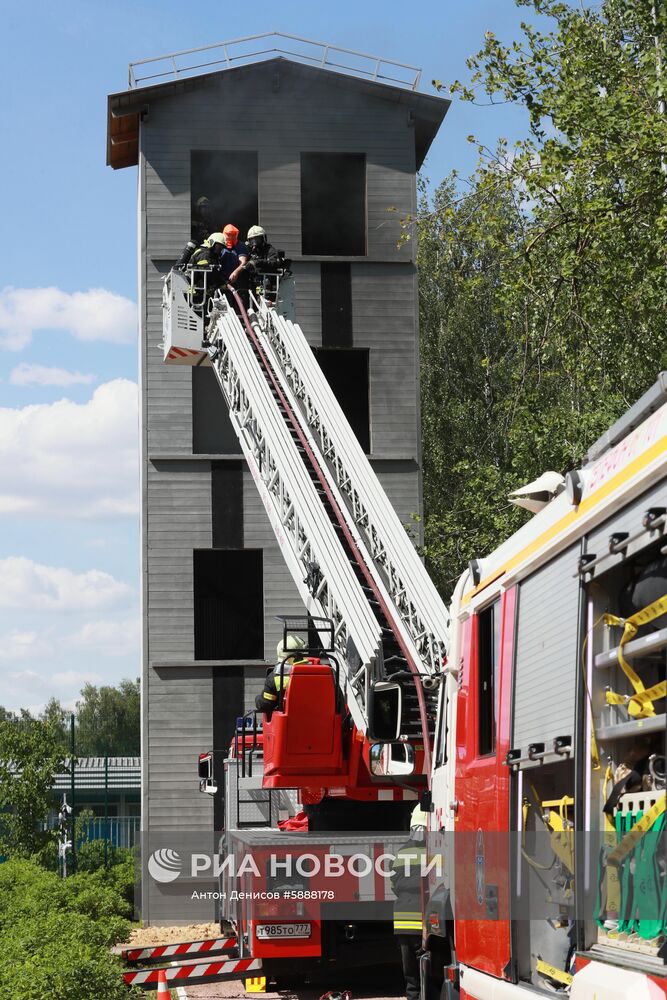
[200,288,449,763]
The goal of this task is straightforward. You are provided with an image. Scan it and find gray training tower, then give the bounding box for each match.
[106,34,448,923]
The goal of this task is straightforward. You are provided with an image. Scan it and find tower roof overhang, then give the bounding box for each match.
[106,56,449,171]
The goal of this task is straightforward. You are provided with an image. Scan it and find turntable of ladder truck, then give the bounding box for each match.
[153,256,453,991]
[197,618,426,985]
[420,374,667,1000]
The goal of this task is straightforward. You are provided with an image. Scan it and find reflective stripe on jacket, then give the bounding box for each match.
[391,842,425,936]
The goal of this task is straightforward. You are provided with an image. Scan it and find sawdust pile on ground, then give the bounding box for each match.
[124,922,220,946]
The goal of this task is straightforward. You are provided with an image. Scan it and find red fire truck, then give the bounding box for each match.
[147,265,667,998]
[422,375,667,999]
[208,653,415,982]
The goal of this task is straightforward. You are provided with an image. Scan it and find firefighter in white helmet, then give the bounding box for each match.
[246,225,273,260]
[254,635,307,717]
[246,225,290,269]
[391,803,427,1000]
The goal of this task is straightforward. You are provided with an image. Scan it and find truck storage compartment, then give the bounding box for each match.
[582,523,667,967]
[511,757,576,991]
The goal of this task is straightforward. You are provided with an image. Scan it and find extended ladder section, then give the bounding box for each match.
[203,289,449,744]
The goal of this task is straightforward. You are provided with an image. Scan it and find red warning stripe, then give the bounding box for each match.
[167,347,202,360]
[122,935,237,963]
[123,956,261,987]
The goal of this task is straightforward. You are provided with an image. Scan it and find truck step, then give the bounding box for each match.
[122,934,238,965]
[123,955,262,989]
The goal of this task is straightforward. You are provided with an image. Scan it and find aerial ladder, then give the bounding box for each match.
[163,267,450,778]
[123,270,452,991]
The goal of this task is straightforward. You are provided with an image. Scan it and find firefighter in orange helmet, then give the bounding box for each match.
[218,225,248,286]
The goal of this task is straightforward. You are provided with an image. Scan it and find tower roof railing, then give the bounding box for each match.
[128,32,422,91]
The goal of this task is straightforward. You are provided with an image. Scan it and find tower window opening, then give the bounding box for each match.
[194,549,263,660]
[301,153,366,256]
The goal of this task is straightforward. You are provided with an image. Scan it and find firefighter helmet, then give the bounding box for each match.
[204,232,226,256]
[247,225,266,241]
[276,635,306,660]
[409,804,428,829]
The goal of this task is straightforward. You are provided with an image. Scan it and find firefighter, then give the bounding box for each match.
[192,195,216,245]
[246,225,281,263]
[246,226,292,273]
[244,225,291,304]
[218,224,249,285]
[392,804,427,1000]
[255,635,307,717]
[184,231,228,312]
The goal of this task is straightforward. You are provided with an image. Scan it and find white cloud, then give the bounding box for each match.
[0,557,132,611]
[0,632,49,662]
[10,363,96,387]
[0,287,136,350]
[0,378,138,517]
[65,617,140,657]
[51,670,103,688]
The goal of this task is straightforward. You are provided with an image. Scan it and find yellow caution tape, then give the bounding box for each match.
[604,592,667,718]
[602,765,616,833]
[536,958,573,987]
[521,789,575,874]
[606,681,667,718]
[607,795,666,868]
[599,766,621,915]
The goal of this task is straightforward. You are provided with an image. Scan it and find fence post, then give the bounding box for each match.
[104,754,109,868]
[69,714,76,871]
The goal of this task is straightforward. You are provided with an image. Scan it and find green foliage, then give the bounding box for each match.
[0,679,140,756]
[0,715,67,858]
[0,858,140,999]
[75,679,140,755]
[75,838,127,874]
[420,0,667,595]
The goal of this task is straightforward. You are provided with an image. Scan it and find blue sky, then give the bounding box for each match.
[0,0,539,713]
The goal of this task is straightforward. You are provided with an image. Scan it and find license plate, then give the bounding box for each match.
[256,923,311,939]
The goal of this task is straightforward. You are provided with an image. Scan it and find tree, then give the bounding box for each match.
[0,680,140,758]
[447,0,667,405]
[75,679,140,756]
[0,713,68,857]
[419,0,667,594]
[417,177,528,595]
[40,698,69,746]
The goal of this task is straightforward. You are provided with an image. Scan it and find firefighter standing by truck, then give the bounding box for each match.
[392,805,428,1000]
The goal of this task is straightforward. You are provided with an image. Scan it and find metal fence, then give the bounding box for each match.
[47,814,140,850]
[2,712,142,866]
[128,32,422,91]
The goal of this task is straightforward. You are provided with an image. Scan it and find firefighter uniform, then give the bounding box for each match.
[182,232,227,310]
[255,636,307,718]
[392,808,427,1000]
